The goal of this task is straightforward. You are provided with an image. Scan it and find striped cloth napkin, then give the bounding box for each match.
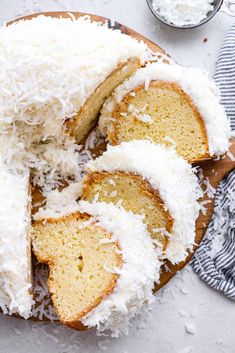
[191,24,235,299]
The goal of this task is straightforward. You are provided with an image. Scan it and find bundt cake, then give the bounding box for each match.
[0,15,149,193]
[99,62,231,162]
[32,201,160,335]
[0,164,33,318]
[82,140,202,264]
[0,13,224,334]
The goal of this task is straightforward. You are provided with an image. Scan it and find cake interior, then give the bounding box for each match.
[67,57,140,143]
[31,213,121,327]
[82,171,173,249]
[109,81,209,161]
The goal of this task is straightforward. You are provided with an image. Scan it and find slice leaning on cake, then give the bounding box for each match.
[31,201,161,336]
[99,62,231,162]
[82,140,203,264]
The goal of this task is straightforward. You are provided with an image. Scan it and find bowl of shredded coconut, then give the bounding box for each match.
[147,0,235,29]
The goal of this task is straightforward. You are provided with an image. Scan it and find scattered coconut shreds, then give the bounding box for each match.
[199,199,212,216]
[97,339,111,352]
[184,322,196,335]
[163,135,177,148]
[190,307,198,319]
[0,128,93,196]
[197,168,216,200]
[180,286,189,295]
[206,210,230,258]
[84,128,105,151]
[177,346,194,353]
[163,263,171,273]
[151,52,175,65]
[191,172,235,266]
[127,104,153,123]
[178,309,188,318]
[31,262,58,321]
[227,150,235,161]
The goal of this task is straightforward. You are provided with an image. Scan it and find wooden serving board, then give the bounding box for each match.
[6,12,235,321]
[155,140,235,290]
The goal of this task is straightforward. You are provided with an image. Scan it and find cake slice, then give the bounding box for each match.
[67,57,141,142]
[32,201,160,335]
[99,62,231,162]
[0,164,33,318]
[83,171,173,249]
[32,211,121,329]
[82,140,202,264]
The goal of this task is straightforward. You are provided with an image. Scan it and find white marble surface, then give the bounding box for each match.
[0,1,234,353]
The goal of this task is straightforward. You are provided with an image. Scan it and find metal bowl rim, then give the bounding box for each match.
[146,0,224,29]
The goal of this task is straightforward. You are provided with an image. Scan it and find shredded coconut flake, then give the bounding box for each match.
[31,263,58,321]
[184,322,196,335]
[227,151,235,162]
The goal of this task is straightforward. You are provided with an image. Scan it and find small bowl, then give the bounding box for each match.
[146,0,234,29]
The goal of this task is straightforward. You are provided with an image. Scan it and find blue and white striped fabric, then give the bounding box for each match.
[191,24,235,300]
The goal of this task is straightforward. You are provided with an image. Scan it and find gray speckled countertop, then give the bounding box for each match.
[0,1,234,352]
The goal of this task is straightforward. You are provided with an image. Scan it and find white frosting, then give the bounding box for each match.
[0,164,34,318]
[78,201,161,337]
[0,15,148,192]
[86,140,203,264]
[152,0,214,26]
[99,62,231,157]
